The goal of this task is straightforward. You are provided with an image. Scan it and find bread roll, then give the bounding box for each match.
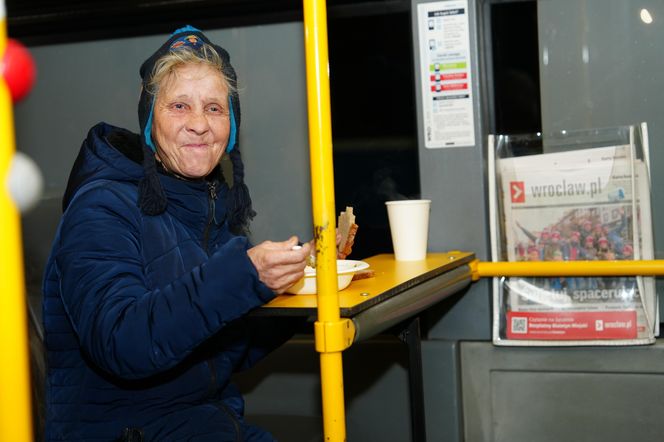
[338,207,358,259]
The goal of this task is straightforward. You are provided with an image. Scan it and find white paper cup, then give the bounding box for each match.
[385,199,431,261]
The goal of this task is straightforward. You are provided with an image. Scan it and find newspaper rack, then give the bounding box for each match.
[488,123,657,346]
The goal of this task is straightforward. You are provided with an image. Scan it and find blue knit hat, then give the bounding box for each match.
[137,25,255,234]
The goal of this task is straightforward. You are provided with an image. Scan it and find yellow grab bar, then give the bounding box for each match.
[471,259,664,280]
[0,4,35,440]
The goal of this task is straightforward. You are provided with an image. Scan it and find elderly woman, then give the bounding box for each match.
[42,26,310,441]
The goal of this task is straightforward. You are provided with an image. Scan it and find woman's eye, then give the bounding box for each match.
[172,103,186,110]
[207,105,223,113]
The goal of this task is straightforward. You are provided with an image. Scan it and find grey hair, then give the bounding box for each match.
[146,43,236,97]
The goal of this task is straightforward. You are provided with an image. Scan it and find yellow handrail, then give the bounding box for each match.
[471,259,664,280]
[0,2,35,440]
[303,1,352,441]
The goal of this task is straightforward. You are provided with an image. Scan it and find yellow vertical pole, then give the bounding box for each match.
[302,0,349,441]
[0,2,34,441]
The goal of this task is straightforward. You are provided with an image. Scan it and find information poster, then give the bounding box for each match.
[417,0,475,148]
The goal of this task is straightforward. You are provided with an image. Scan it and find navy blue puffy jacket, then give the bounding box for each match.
[42,122,289,441]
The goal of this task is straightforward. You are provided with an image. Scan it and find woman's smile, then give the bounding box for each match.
[152,63,231,179]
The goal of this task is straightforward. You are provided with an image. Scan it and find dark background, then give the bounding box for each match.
[490,1,541,135]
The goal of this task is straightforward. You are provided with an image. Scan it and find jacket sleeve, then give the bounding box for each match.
[54,184,276,379]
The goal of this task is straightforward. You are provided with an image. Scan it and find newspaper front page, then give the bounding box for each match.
[497,145,656,344]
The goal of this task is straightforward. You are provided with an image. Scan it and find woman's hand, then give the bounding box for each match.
[247,236,312,294]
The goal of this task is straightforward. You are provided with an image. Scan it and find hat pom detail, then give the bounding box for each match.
[227,148,255,234]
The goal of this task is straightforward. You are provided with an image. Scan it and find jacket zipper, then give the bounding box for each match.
[202,182,218,254]
[202,182,238,441]
[204,183,218,410]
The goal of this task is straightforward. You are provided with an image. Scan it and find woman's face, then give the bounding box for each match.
[152,63,230,179]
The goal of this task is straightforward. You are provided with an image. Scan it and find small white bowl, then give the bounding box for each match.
[286,260,370,295]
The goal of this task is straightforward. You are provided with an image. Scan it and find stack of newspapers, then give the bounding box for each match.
[489,124,657,346]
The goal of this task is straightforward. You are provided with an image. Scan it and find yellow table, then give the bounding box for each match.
[262,251,474,322]
[258,251,476,442]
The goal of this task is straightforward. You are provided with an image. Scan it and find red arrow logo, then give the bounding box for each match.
[510,181,525,203]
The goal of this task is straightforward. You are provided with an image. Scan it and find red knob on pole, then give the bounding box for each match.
[2,39,36,103]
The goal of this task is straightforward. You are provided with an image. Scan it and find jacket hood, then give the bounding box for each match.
[63,123,145,211]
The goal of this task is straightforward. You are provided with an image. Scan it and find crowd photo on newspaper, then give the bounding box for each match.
[513,206,633,293]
